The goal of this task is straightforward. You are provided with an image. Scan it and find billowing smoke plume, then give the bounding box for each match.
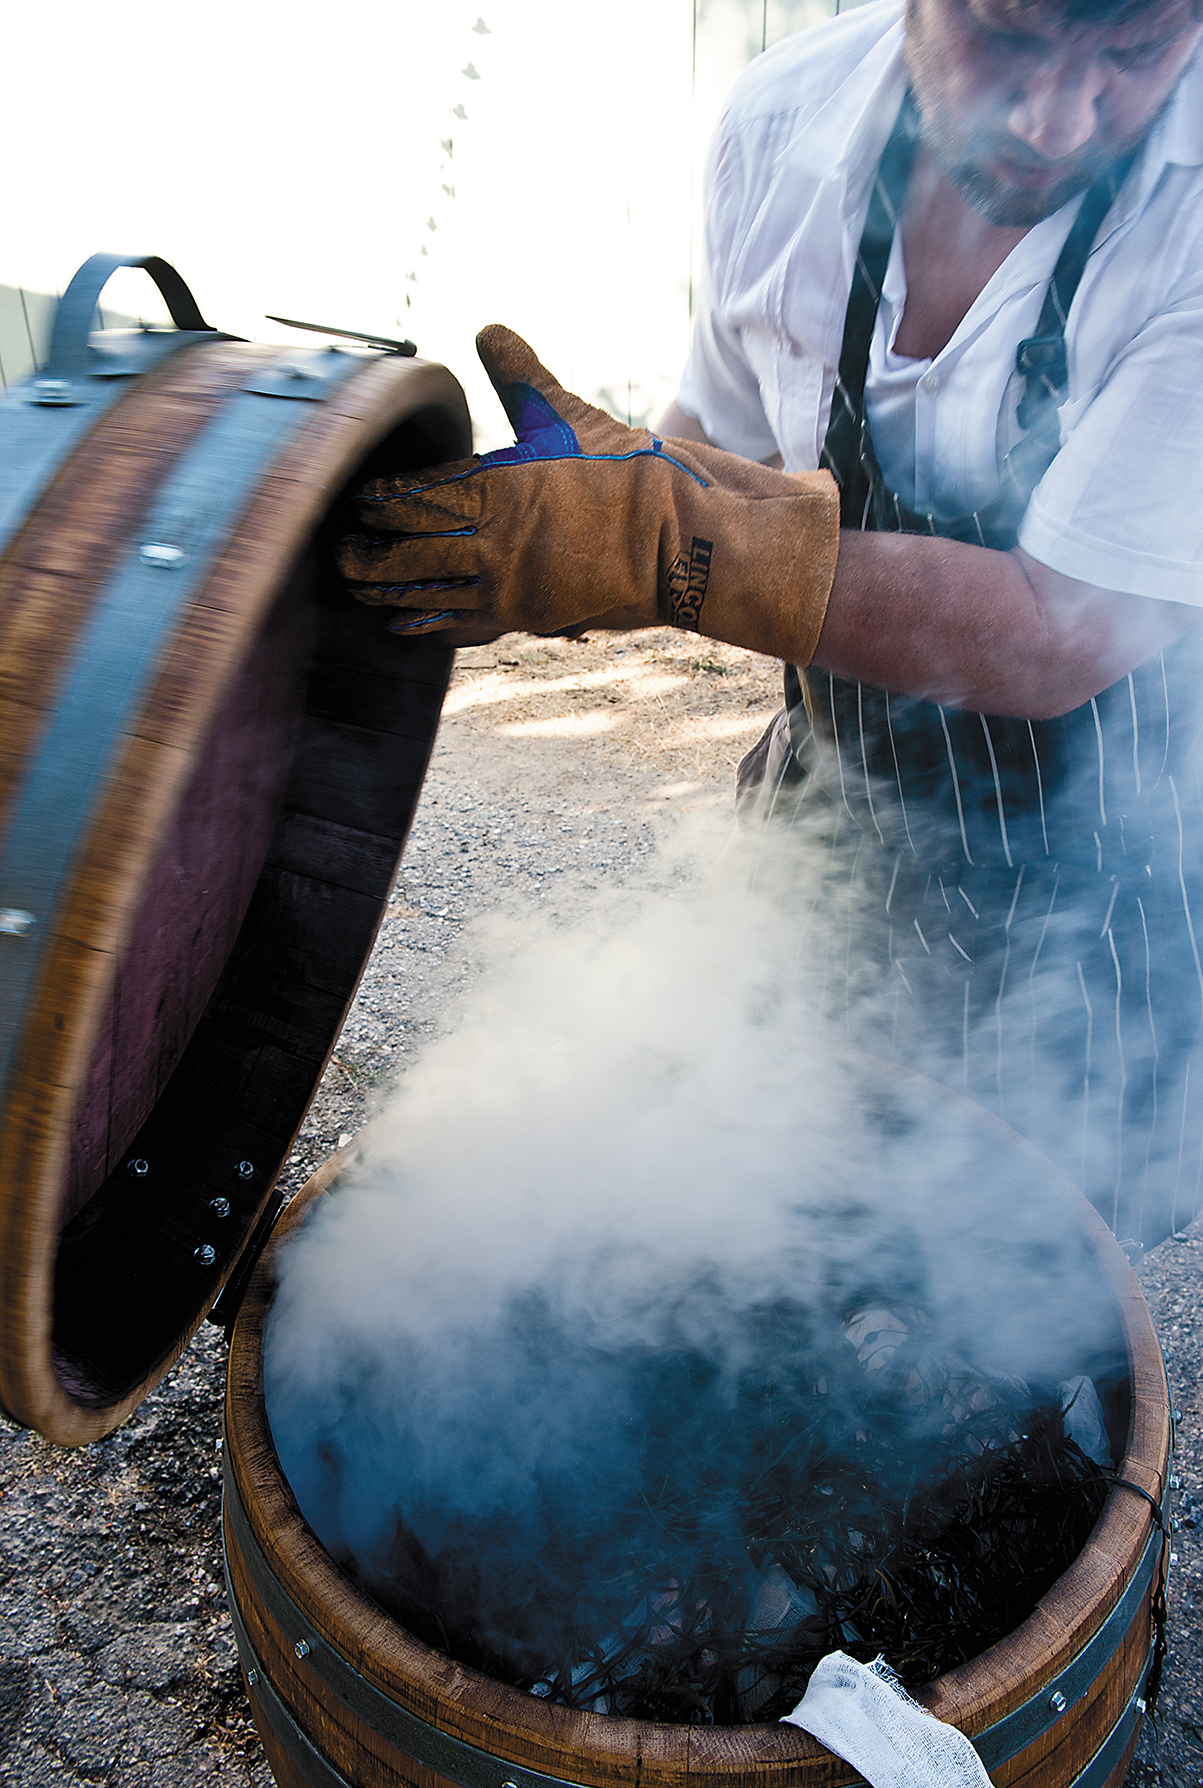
[264,820,1122,1719]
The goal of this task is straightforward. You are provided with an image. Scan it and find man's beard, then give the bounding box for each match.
[915,98,1156,226]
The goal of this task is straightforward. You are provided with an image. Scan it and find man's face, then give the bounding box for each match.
[905,0,1202,224]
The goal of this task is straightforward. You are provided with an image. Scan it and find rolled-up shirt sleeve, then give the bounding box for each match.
[1019,229,1203,607]
[678,119,782,463]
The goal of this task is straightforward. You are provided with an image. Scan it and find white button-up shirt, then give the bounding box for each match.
[678,0,1203,605]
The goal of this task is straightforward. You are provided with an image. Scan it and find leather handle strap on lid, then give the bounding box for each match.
[44,253,216,380]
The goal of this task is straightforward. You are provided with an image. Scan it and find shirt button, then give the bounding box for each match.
[920,371,941,396]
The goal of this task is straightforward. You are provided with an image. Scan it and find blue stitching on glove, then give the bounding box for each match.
[358,444,707,503]
[386,609,471,632]
[355,579,481,593]
[355,385,711,502]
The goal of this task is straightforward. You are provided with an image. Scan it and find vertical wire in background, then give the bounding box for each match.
[762,0,768,50]
[627,191,634,423]
[18,288,37,369]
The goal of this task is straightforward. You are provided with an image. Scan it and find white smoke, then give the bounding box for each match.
[263,815,1121,1681]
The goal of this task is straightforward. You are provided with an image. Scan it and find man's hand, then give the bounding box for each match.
[335,327,840,662]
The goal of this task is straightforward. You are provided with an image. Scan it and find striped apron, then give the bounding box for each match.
[744,99,1203,1247]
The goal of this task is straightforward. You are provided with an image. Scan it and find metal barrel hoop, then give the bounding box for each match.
[223,1454,1165,1788]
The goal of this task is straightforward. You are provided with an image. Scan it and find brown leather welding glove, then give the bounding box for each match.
[336,326,839,663]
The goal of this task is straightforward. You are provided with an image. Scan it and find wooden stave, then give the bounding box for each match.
[0,343,471,1445]
[223,1098,1170,1788]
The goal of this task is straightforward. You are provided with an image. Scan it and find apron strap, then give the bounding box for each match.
[1014,148,1137,434]
[821,94,919,517]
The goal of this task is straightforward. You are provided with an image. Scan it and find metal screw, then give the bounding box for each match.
[236,1161,255,1180]
[138,542,186,568]
[1173,1409,1184,1423]
[294,1639,310,1659]
[247,1668,259,1688]
[31,378,74,405]
[1049,1692,1068,1715]
[128,1158,150,1177]
[209,1197,231,1219]
[194,1243,217,1267]
[0,909,35,936]
[1171,1518,1182,1532]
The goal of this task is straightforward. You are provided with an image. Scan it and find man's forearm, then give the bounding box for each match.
[710,530,1198,721]
[814,532,1045,715]
[649,527,1034,704]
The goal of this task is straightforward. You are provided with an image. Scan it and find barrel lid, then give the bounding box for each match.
[0,277,470,1446]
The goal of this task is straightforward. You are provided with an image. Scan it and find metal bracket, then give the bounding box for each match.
[241,347,365,402]
[208,1187,286,1334]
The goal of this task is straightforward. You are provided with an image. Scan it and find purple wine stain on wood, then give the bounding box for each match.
[61,563,318,1232]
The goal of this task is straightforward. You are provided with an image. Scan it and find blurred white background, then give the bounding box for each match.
[0,0,855,447]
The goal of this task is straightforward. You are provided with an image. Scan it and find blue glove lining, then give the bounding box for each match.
[492,380,581,457]
[355,379,709,502]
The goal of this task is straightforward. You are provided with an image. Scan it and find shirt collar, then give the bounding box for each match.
[1089,52,1203,247]
[1153,48,1203,170]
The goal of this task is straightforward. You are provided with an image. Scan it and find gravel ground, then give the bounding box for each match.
[1,630,1199,1786]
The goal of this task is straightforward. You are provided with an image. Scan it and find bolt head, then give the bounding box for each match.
[1049,1691,1068,1715]
[236,1160,255,1180]
[294,1639,310,1659]
[139,542,186,568]
[209,1197,231,1219]
[194,1243,217,1267]
[128,1158,150,1177]
[0,908,36,936]
[31,378,74,405]
[1173,1409,1184,1423]
[1136,1698,1147,1715]
[247,1667,258,1687]
[1171,1476,1182,1490]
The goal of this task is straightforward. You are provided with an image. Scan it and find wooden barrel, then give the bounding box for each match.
[0,254,471,1446]
[223,1082,1171,1788]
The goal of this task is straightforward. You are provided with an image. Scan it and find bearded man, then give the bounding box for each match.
[338,0,1203,1246]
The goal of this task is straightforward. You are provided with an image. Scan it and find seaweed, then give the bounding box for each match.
[349,1298,1109,1724]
